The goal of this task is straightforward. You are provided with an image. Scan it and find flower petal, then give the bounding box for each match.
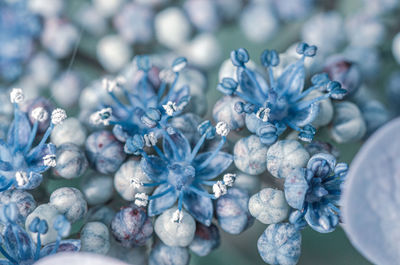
[304,203,338,233]
[162,129,191,161]
[169,85,190,106]
[0,140,12,164]
[17,172,43,190]
[40,239,81,258]
[193,152,233,180]
[3,224,35,262]
[276,59,305,99]
[236,68,268,106]
[148,184,178,216]
[183,189,213,226]
[140,156,168,182]
[288,102,319,127]
[27,143,56,172]
[284,168,309,210]
[7,110,31,151]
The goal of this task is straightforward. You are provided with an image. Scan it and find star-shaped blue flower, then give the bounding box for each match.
[128,120,234,226]
[0,203,80,265]
[218,42,346,145]
[90,56,191,142]
[284,153,348,233]
[0,89,65,192]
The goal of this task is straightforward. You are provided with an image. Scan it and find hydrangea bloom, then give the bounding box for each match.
[129,120,234,226]
[0,89,66,191]
[217,42,346,145]
[0,203,80,265]
[284,153,348,233]
[0,0,41,81]
[90,56,190,142]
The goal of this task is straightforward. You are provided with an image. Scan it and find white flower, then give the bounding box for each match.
[51,108,67,125]
[223,173,236,187]
[15,171,29,187]
[134,193,149,207]
[43,154,57,167]
[216,121,230,136]
[172,209,183,223]
[213,181,227,199]
[10,88,24,103]
[256,107,270,122]
[32,107,49,122]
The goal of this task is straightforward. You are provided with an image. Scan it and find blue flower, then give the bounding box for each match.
[90,56,191,142]
[0,203,80,265]
[219,42,346,145]
[0,89,66,192]
[0,0,41,82]
[130,120,234,226]
[284,153,348,233]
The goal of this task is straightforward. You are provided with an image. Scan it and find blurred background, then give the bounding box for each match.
[1,0,399,263]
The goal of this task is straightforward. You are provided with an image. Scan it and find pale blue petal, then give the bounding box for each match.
[148,184,178,216]
[193,152,233,180]
[183,189,213,226]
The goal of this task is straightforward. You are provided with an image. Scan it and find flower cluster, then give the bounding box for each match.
[0,89,66,192]
[90,56,190,142]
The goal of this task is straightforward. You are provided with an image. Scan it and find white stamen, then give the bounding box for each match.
[15,171,29,187]
[102,78,118,92]
[159,69,175,83]
[172,209,183,223]
[131,178,143,189]
[215,121,230,136]
[31,107,48,122]
[43,154,57,167]
[90,108,112,126]
[256,107,270,122]
[10,88,24,103]
[144,132,157,147]
[213,181,227,199]
[163,101,178,116]
[51,108,67,125]
[223,173,236,187]
[134,193,149,207]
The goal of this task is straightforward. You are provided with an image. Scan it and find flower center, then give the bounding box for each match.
[167,162,195,191]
